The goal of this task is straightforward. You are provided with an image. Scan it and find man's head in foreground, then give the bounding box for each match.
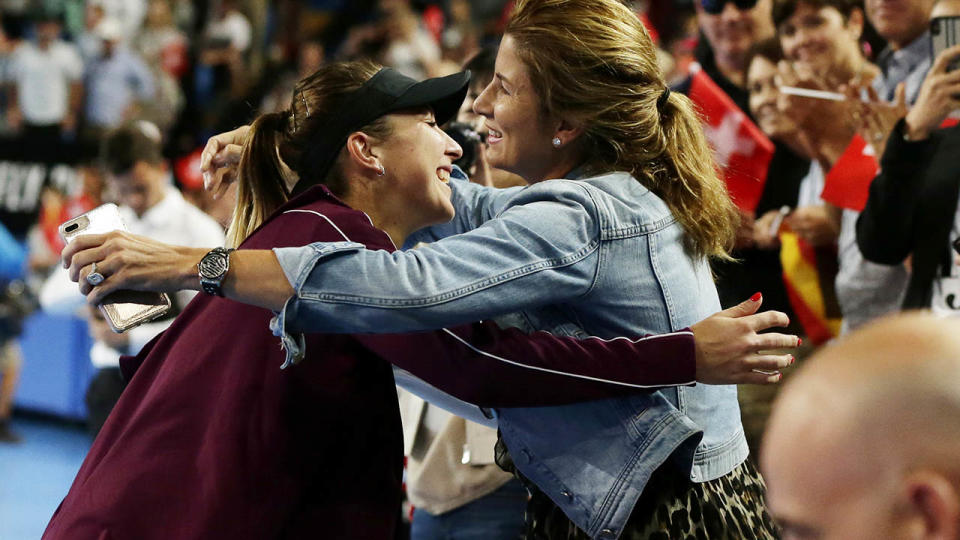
[762,312,960,540]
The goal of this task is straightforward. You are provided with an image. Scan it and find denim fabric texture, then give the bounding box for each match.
[270,171,747,538]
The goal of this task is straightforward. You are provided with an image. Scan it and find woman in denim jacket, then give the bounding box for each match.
[63,1,797,537]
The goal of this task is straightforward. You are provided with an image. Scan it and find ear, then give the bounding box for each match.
[551,117,585,149]
[343,131,383,177]
[903,471,960,540]
[846,8,865,42]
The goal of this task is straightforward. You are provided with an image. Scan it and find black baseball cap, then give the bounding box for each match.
[292,67,471,196]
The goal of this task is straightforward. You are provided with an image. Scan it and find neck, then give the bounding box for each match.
[714,54,745,88]
[888,28,925,52]
[137,186,168,219]
[527,152,586,184]
[340,187,406,248]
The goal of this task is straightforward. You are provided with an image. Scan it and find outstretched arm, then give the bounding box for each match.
[61,232,795,386]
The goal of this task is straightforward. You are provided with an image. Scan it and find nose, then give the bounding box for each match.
[758,82,777,108]
[443,131,463,161]
[472,78,495,119]
[719,0,742,20]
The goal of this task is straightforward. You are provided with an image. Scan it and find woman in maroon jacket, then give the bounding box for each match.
[50,61,792,539]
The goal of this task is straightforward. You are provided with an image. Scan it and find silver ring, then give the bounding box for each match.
[86,262,105,286]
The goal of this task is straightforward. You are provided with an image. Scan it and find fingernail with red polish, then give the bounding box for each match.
[789,355,795,365]
[797,337,803,346]
[750,292,762,302]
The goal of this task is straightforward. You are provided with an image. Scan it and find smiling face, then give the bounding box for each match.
[865,0,935,49]
[747,56,797,138]
[371,108,461,233]
[778,2,863,79]
[697,0,776,74]
[472,35,570,183]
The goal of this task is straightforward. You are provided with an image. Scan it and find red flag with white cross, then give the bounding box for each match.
[687,64,774,213]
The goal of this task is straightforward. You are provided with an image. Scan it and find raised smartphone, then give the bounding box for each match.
[59,204,171,333]
[931,15,960,72]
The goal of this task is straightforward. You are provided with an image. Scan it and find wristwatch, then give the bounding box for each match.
[198,247,235,297]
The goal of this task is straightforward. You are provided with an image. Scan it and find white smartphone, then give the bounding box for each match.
[59,203,172,333]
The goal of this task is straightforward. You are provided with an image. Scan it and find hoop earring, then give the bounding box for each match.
[552,137,562,148]
[377,164,386,176]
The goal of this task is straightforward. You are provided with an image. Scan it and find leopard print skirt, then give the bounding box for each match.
[514,458,778,539]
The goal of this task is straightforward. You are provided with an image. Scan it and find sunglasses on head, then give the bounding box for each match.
[700,0,759,15]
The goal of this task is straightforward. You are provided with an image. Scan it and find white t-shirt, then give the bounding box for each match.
[7,41,83,125]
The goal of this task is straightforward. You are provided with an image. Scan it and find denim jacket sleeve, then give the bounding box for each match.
[272,179,602,335]
[403,170,526,247]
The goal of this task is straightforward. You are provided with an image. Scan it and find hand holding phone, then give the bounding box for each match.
[59,204,172,333]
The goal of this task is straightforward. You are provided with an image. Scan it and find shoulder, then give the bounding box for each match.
[9,43,30,62]
[507,178,598,208]
[53,41,81,59]
[175,199,225,245]
[580,172,676,229]
[254,198,394,251]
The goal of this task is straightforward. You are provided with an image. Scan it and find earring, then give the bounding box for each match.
[552,137,562,148]
[377,164,385,176]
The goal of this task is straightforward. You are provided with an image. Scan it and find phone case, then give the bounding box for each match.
[931,16,960,72]
[59,204,172,333]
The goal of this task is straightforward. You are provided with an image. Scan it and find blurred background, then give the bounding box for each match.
[2,0,954,536]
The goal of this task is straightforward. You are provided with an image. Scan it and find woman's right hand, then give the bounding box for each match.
[690,294,799,385]
[200,124,250,199]
[61,231,207,305]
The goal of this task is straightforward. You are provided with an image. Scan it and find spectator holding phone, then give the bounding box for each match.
[857,0,960,314]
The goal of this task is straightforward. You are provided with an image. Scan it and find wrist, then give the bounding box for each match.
[179,247,208,291]
[903,114,932,142]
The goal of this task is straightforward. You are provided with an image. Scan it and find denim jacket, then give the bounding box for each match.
[271,172,747,539]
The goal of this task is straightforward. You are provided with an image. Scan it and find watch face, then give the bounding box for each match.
[199,253,228,278]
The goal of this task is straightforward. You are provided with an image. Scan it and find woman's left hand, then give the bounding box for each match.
[61,231,206,305]
[690,294,798,385]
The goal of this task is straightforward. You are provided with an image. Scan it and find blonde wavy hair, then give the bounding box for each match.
[226,60,392,247]
[506,0,737,259]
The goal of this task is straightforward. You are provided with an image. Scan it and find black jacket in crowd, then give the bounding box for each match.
[857,119,960,309]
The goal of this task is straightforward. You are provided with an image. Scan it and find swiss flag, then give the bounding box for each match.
[821,118,959,212]
[820,134,878,212]
[687,64,774,213]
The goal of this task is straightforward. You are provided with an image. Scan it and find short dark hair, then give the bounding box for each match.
[773,0,862,28]
[100,122,163,176]
[746,37,786,72]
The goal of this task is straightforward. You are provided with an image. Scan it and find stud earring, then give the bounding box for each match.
[377,164,386,176]
[552,137,562,148]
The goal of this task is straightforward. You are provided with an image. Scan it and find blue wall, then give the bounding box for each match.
[14,313,96,421]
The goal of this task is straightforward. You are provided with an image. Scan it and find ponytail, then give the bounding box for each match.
[654,93,737,259]
[226,112,291,248]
